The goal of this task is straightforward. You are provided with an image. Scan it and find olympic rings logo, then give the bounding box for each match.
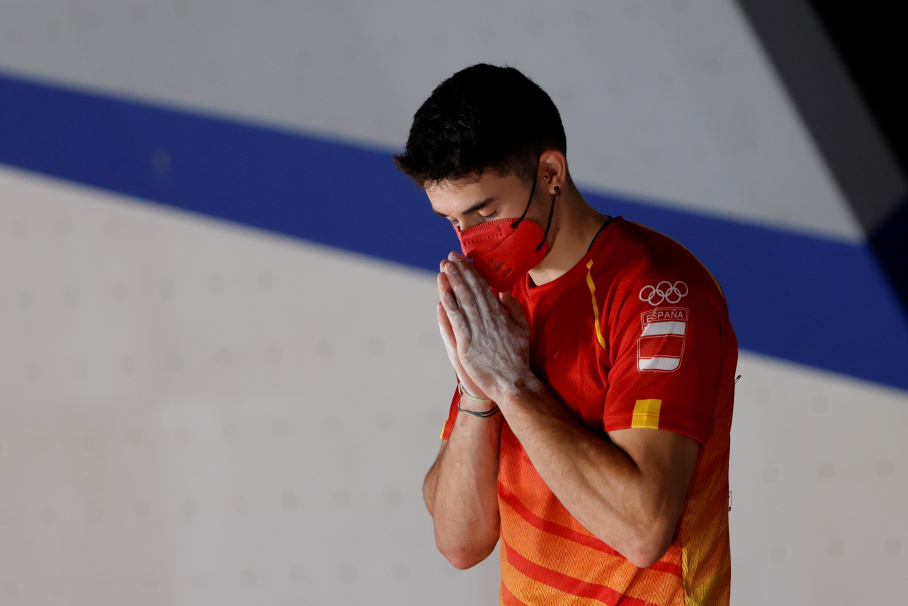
[639,281,689,305]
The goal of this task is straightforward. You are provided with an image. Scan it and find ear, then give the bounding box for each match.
[538,149,568,196]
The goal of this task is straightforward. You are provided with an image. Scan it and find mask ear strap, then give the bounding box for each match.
[511,173,538,229]
[536,190,557,250]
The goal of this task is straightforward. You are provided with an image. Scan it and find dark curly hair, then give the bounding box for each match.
[393,64,567,188]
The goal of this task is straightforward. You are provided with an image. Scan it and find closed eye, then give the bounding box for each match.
[452,211,496,228]
[441,207,497,228]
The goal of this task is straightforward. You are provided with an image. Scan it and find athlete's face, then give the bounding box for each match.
[426,171,544,233]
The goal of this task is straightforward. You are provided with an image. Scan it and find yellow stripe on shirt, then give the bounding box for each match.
[585,260,607,351]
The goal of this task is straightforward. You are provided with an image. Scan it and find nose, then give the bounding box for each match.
[455,215,487,232]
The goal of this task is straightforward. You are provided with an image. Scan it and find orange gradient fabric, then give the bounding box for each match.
[441,218,737,605]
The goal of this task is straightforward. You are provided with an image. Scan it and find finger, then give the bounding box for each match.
[440,280,472,345]
[436,302,459,359]
[439,269,471,328]
[437,270,453,304]
[438,303,474,388]
[449,252,499,311]
[443,260,481,327]
[500,291,529,331]
[448,251,489,296]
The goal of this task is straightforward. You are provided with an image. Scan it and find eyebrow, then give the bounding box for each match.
[433,197,495,218]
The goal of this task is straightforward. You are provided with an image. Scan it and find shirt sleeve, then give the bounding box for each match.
[601,256,727,444]
[440,385,460,440]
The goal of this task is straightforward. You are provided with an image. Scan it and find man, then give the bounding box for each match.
[394,64,736,605]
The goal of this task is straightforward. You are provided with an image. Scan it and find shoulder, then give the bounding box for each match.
[600,218,725,306]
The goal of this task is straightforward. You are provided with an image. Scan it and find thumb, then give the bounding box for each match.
[499,291,529,331]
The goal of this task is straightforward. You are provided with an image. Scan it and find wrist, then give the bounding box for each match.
[458,377,489,401]
[457,399,501,418]
[491,374,547,412]
[458,382,499,415]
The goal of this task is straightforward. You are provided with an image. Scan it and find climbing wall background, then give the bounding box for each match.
[1,0,905,603]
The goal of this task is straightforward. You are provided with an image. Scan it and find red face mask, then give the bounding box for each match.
[457,218,551,292]
[456,174,556,292]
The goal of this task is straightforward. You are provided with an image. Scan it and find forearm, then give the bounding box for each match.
[501,385,674,566]
[427,409,502,569]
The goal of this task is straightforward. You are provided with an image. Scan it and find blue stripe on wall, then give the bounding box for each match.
[2,71,907,390]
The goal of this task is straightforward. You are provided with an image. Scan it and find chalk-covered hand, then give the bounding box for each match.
[437,261,492,404]
[438,252,540,405]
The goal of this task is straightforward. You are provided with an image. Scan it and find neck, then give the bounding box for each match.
[527,185,609,287]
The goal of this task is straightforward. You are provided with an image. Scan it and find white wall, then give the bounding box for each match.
[2,166,906,605]
[0,166,500,604]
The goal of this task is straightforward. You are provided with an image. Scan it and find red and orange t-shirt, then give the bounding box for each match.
[441,217,738,606]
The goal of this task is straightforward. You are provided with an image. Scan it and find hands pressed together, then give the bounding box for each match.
[437,252,542,407]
